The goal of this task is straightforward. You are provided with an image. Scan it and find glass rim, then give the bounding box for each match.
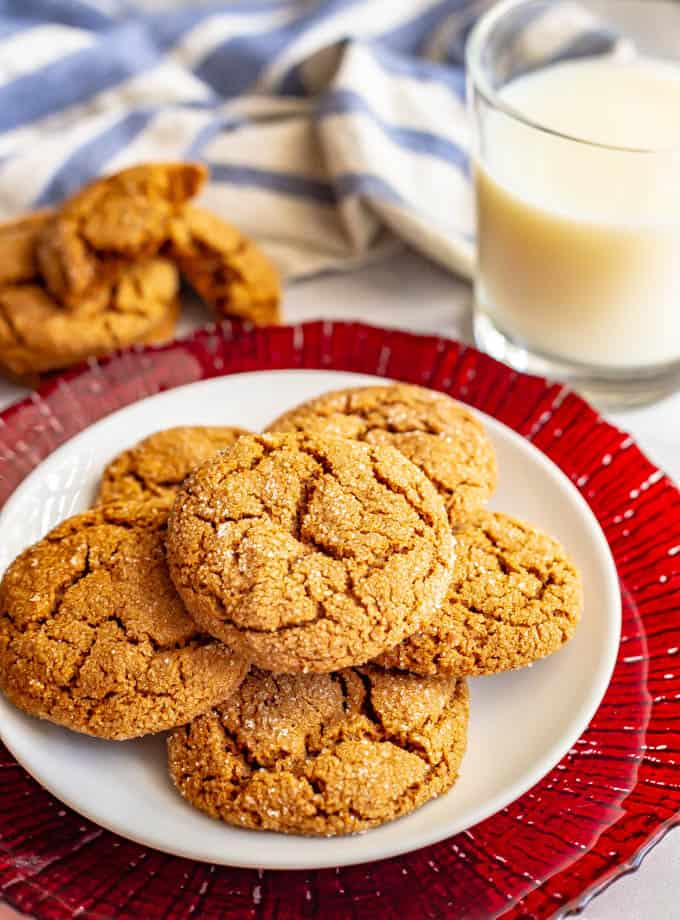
[465,0,680,155]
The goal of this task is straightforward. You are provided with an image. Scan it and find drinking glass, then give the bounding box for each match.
[466,0,680,406]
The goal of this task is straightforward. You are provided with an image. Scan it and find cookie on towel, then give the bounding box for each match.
[0,257,179,382]
[169,205,281,325]
[0,211,51,286]
[36,162,206,304]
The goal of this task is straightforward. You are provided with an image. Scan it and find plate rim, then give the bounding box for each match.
[0,319,676,920]
[0,368,621,871]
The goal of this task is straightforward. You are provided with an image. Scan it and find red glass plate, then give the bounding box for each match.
[0,321,678,920]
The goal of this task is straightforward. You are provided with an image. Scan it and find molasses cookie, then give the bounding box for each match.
[169,205,281,325]
[0,502,248,740]
[166,433,455,673]
[0,257,179,381]
[376,511,582,676]
[97,425,251,505]
[266,384,497,523]
[36,162,206,304]
[168,665,469,836]
[0,211,51,286]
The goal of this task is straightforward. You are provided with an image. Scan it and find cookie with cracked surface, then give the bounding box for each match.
[166,433,455,673]
[0,257,179,381]
[376,511,582,677]
[167,665,469,836]
[0,211,51,286]
[0,501,249,740]
[168,205,281,325]
[266,384,497,524]
[36,162,206,304]
[97,425,251,506]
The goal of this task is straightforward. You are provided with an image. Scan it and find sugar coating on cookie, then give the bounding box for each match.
[166,433,455,673]
[0,257,179,379]
[169,205,281,326]
[376,511,583,677]
[97,425,251,505]
[0,502,248,740]
[37,162,206,303]
[167,665,469,836]
[266,384,497,523]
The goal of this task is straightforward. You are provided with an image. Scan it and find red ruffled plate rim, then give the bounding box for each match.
[0,320,678,920]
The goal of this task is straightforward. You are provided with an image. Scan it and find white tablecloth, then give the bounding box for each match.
[0,250,678,919]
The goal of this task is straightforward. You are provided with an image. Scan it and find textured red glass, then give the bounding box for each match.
[0,321,678,920]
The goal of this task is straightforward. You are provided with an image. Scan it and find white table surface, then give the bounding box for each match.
[0,249,678,920]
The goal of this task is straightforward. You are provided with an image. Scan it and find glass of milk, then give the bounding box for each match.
[466,0,680,406]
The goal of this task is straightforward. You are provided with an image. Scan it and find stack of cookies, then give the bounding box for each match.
[0,162,280,384]
[0,384,583,837]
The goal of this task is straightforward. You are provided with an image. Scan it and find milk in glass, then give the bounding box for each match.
[476,57,680,368]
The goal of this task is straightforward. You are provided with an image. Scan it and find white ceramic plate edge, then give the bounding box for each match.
[0,370,621,869]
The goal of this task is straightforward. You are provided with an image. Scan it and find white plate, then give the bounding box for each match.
[0,370,620,870]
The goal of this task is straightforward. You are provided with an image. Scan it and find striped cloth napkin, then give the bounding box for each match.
[0,0,621,282]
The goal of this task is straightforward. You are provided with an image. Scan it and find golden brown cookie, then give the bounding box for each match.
[0,211,51,286]
[0,257,179,381]
[169,205,281,325]
[266,384,497,524]
[36,162,206,304]
[376,511,582,677]
[0,501,248,740]
[97,425,251,506]
[168,665,468,836]
[166,433,455,673]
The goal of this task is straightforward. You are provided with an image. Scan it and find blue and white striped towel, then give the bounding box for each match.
[0,0,620,281]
